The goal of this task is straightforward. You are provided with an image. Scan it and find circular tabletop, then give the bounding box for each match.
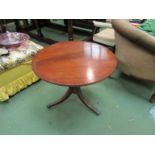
[32,41,117,87]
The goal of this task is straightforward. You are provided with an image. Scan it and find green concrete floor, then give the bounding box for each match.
[0,21,155,134]
[0,73,155,135]
[31,27,87,42]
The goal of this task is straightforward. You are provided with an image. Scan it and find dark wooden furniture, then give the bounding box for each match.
[0,19,6,32]
[14,19,75,44]
[32,41,117,115]
[0,19,106,44]
[14,19,57,44]
[14,19,106,44]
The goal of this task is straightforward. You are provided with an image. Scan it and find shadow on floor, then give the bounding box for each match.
[119,73,154,102]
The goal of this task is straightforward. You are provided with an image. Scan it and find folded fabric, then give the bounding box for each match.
[0,48,8,56]
[139,19,155,36]
[0,41,43,72]
[0,67,39,101]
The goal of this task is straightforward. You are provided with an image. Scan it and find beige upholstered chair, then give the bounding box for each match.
[92,21,115,47]
[111,19,155,102]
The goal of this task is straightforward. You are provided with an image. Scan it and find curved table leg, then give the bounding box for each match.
[76,87,100,115]
[47,87,100,115]
[47,88,72,109]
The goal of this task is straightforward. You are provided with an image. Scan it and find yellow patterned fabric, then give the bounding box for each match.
[0,60,39,102]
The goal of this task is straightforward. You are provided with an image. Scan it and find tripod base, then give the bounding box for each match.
[47,87,100,115]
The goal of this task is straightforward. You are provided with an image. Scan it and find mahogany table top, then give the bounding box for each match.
[32,41,117,87]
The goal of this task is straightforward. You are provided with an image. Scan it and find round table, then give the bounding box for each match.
[32,41,117,115]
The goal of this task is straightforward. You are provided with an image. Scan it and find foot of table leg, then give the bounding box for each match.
[47,88,72,109]
[47,87,100,115]
[75,87,100,115]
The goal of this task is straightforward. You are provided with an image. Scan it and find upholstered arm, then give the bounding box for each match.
[93,21,112,28]
[112,19,155,54]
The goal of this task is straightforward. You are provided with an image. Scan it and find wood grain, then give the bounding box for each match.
[32,41,117,86]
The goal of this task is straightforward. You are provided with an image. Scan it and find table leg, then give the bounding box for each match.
[47,87,72,108]
[47,87,100,115]
[67,20,74,41]
[33,19,44,37]
[75,87,100,115]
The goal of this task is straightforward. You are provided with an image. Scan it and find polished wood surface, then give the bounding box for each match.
[32,41,117,115]
[32,41,117,87]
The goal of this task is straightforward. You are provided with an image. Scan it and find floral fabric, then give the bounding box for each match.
[0,41,43,72]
